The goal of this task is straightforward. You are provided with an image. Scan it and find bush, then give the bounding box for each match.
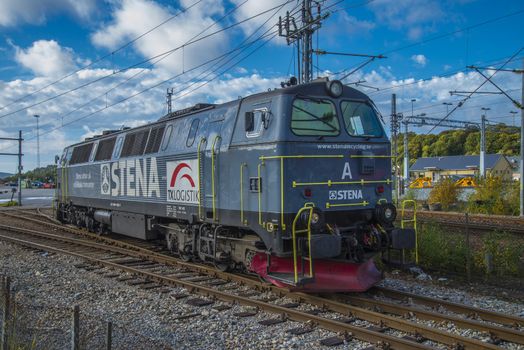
[428,178,460,210]
[467,176,518,215]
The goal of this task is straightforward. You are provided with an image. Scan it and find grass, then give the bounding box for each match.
[416,223,524,278]
[0,201,18,207]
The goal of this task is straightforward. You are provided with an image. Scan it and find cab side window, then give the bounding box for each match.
[186,119,199,147]
[245,108,268,138]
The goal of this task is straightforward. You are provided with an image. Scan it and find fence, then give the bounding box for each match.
[0,276,173,350]
[413,216,524,287]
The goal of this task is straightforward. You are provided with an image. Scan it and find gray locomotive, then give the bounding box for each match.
[55,78,414,292]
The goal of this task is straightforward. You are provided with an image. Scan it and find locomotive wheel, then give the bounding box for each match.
[180,254,192,262]
[179,251,192,262]
[214,262,229,272]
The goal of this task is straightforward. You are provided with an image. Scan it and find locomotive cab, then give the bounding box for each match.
[235,78,415,289]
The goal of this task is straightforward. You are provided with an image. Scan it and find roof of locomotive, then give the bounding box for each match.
[65,79,371,149]
[241,78,371,102]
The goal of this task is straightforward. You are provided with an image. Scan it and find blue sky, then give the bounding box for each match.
[0,0,523,172]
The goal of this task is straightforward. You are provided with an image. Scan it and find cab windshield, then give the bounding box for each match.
[291,97,339,136]
[341,101,383,137]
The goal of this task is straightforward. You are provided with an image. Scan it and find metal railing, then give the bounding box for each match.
[239,163,248,225]
[291,204,315,284]
[211,136,221,222]
[401,199,418,263]
[197,138,207,220]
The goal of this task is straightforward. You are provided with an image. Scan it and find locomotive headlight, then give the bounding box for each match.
[384,207,394,221]
[375,203,397,225]
[310,212,320,225]
[299,207,324,233]
[326,80,343,98]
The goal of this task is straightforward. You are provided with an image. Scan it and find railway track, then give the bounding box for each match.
[401,210,524,235]
[0,209,523,349]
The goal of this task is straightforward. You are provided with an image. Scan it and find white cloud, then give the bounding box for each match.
[411,54,427,67]
[230,0,295,38]
[368,0,443,39]
[91,0,228,75]
[0,0,98,27]
[361,67,521,130]
[14,40,77,77]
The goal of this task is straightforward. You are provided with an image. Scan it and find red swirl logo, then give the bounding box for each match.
[170,162,195,188]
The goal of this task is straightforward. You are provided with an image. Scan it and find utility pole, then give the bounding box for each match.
[0,131,23,206]
[403,120,409,193]
[391,94,401,204]
[302,0,313,83]
[443,102,453,115]
[466,62,524,215]
[520,58,524,216]
[480,108,489,177]
[403,99,416,191]
[166,88,174,114]
[278,0,325,84]
[18,131,22,206]
[510,110,518,126]
[33,114,40,169]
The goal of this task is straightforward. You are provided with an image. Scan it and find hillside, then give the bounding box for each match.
[0,172,13,179]
[396,123,520,166]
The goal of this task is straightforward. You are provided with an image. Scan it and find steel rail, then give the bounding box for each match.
[401,210,524,235]
[0,225,433,350]
[371,287,524,328]
[332,294,524,344]
[0,217,516,349]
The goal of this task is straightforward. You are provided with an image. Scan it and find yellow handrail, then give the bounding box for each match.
[211,135,221,222]
[326,201,369,208]
[257,162,265,227]
[240,162,247,225]
[61,166,64,202]
[280,157,285,230]
[350,155,394,158]
[401,199,418,263]
[291,204,314,283]
[197,138,207,220]
[293,179,391,187]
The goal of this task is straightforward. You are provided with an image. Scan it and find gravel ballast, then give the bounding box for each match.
[0,240,371,349]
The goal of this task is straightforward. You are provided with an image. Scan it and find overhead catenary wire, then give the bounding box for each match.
[0,0,295,121]
[424,47,523,134]
[367,54,524,95]
[330,8,524,82]
[53,0,253,127]
[0,2,293,153]
[169,2,294,102]
[1,28,282,150]
[0,0,205,112]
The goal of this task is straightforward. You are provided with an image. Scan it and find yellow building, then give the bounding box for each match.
[410,154,513,182]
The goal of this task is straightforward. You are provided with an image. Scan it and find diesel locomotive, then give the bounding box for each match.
[55,78,415,292]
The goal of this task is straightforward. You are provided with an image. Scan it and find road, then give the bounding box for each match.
[0,187,55,207]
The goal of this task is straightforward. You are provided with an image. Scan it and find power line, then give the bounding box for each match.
[0,28,281,152]
[0,0,205,112]
[368,54,524,95]
[54,0,253,126]
[330,9,524,84]
[0,0,294,121]
[425,47,523,134]
[383,8,524,55]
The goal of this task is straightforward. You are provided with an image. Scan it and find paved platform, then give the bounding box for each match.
[0,187,54,207]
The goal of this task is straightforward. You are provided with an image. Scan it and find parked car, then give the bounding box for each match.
[43,183,55,189]
[32,181,44,188]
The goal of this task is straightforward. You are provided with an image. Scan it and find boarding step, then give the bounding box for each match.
[266,272,314,287]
